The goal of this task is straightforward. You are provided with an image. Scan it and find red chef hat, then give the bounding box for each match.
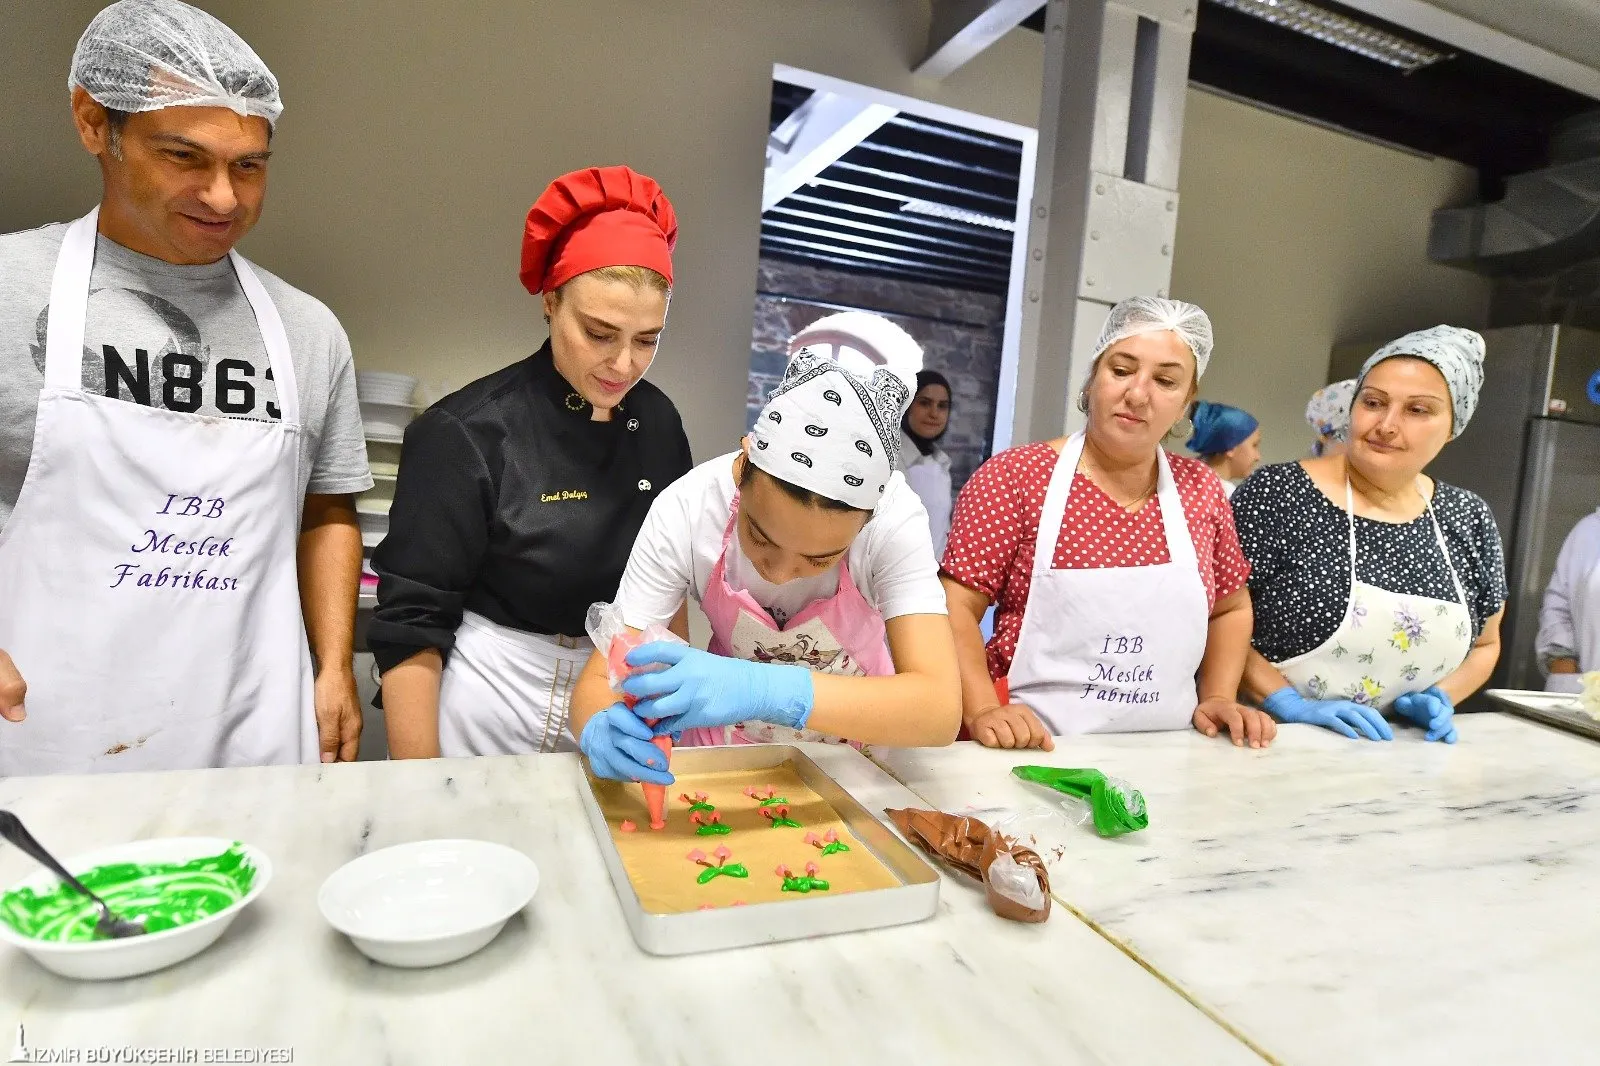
[520,165,678,295]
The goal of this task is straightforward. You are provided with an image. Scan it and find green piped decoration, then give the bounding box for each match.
[696,863,749,885]
[761,804,801,829]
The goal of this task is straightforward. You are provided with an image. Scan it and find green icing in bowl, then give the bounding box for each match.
[0,842,256,942]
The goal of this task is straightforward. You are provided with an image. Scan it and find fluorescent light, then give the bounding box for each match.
[900,199,1016,231]
[1208,0,1449,71]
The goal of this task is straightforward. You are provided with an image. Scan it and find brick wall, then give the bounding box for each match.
[746,256,1007,492]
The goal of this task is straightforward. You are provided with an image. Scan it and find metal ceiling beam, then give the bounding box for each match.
[853,141,1021,181]
[885,114,1025,154]
[831,162,1018,207]
[759,235,1003,284]
[1332,0,1600,102]
[785,193,1015,244]
[762,218,1011,269]
[916,0,1044,80]
[762,91,898,212]
[766,205,1015,258]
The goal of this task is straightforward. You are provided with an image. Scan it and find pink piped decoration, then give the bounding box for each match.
[805,862,819,877]
[708,811,723,825]
[698,904,716,911]
[803,832,820,846]
[742,786,758,798]
[773,804,789,818]
[775,864,792,878]
[686,848,708,864]
[693,791,708,802]
[690,811,705,826]
[731,900,747,907]
[619,820,637,833]
[713,845,732,861]
[823,829,839,843]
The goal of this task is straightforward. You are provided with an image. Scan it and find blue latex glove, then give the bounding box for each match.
[1392,686,1458,743]
[1262,686,1393,741]
[621,642,814,734]
[578,704,674,784]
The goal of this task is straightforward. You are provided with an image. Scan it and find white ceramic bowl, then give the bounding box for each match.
[318,839,538,968]
[360,400,415,440]
[355,371,417,405]
[0,837,271,981]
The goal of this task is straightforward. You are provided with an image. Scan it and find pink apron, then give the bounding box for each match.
[677,493,895,746]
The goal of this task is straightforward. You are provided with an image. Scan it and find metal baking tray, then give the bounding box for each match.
[1486,689,1600,743]
[578,744,940,956]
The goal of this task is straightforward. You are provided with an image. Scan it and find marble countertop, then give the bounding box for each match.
[872,714,1600,1066]
[0,745,1258,1066]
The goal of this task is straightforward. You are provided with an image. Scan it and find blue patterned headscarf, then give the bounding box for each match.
[1357,325,1485,439]
[1187,401,1258,457]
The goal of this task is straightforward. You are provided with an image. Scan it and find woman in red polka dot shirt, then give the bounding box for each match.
[941,297,1275,749]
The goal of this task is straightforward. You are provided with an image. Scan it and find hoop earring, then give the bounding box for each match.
[1168,404,1194,442]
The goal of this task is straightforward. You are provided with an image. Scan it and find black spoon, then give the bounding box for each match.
[0,811,145,938]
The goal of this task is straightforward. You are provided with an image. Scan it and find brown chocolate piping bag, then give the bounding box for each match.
[886,808,1050,923]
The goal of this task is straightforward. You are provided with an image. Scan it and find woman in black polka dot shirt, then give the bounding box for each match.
[1234,326,1507,743]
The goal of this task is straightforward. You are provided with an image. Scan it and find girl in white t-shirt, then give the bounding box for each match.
[570,349,960,783]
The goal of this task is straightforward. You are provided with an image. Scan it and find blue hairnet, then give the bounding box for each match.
[1187,401,1258,457]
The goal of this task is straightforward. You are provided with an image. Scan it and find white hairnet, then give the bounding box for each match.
[69,0,282,127]
[1091,295,1214,378]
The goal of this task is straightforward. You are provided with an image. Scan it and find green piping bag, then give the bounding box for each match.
[1012,766,1148,837]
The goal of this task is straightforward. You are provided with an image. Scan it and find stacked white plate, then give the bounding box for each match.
[356,371,417,405]
[356,371,418,443]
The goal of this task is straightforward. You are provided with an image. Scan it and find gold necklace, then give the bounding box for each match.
[1078,456,1158,512]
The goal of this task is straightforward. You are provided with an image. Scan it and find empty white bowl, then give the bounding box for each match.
[0,837,271,981]
[318,839,538,968]
[360,400,415,441]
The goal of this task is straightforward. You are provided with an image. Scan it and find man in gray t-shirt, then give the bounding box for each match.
[0,0,373,770]
[0,226,372,523]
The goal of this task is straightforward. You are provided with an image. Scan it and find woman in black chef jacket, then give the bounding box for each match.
[370,166,693,758]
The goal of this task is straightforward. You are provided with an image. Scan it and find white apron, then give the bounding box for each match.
[1007,433,1211,734]
[1276,481,1473,710]
[0,209,315,776]
[436,612,591,756]
[900,433,953,557]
